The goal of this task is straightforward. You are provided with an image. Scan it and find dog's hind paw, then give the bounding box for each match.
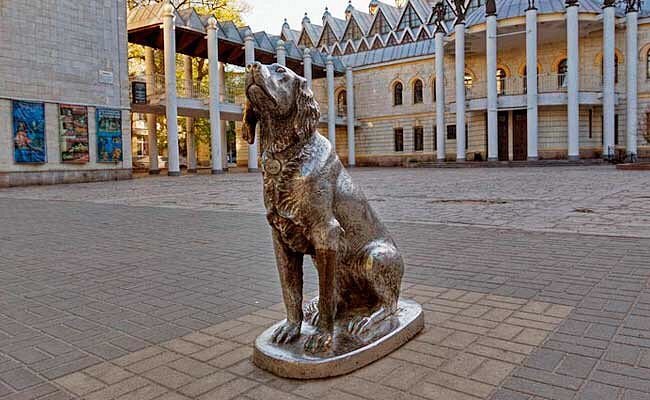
[303,297,320,326]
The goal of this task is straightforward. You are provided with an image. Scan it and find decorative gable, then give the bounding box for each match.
[343,17,363,41]
[369,9,391,36]
[357,40,369,52]
[298,30,314,48]
[397,3,422,31]
[318,23,338,47]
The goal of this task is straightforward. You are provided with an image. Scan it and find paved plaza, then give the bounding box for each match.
[0,166,649,399]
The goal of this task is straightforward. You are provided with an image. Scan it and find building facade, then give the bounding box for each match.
[0,0,131,187]
[280,0,650,165]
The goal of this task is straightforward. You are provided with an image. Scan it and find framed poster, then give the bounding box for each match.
[12,101,46,163]
[131,81,147,104]
[96,108,123,162]
[59,104,89,163]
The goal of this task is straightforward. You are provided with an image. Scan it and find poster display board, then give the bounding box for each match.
[59,105,89,163]
[96,108,123,162]
[12,101,46,163]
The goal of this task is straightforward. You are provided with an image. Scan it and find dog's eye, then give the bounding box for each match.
[276,66,286,73]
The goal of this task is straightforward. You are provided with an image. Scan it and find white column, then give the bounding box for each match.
[219,62,228,169]
[303,48,313,90]
[145,46,159,174]
[526,6,539,160]
[455,23,466,162]
[346,66,355,166]
[207,17,223,174]
[276,40,287,66]
[244,34,259,172]
[162,2,180,176]
[566,3,579,160]
[183,55,197,172]
[327,55,336,149]
[435,30,446,162]
[486,12,498,161]
[603,3,616,157]
[626,7,638,159]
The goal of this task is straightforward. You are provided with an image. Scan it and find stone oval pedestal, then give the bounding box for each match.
[253,299,424,379]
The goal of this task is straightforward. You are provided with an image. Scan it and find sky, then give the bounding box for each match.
[244,0,370,35]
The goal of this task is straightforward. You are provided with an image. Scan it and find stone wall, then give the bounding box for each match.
[0,0,131,185]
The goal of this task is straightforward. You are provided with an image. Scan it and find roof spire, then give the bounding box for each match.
[345,0,354,20]
[369,0,379,15]
[282,18,290,30]
[302,12,311,24]
[323,6,331,22]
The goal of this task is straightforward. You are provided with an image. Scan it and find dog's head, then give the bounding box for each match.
[242,62,320,148]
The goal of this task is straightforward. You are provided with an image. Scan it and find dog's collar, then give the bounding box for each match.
[262,137,308,176]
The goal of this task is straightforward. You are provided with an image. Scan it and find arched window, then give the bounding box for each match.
[432,79,436,102]
[496,68,506,95]
[394,82,403,106]
[558,59,568,88]
[337,90,347,117]
[413,79,423,104]
[647,50,650,79]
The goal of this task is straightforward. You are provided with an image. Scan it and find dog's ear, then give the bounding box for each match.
[294,78,320,139]
[242,99,258,144]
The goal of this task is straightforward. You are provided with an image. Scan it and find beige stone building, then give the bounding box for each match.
[281,0,650,165]
[0,0,132,187]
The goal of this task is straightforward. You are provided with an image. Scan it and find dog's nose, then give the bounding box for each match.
[246,62,261,73]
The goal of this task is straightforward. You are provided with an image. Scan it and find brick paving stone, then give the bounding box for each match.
[54,372,105,396]
[0,367,45,391]
[197,377,258,400]
[1,168,650,398]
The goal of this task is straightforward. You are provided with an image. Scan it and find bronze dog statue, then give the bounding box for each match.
[243,62,404,354]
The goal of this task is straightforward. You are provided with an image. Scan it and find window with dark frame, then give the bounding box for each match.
[447,125,456,140]
[393,82,403,106]
[589,109,593,139]
[414,126,424,151]
[394,128,404,152]
[413,80,423,104]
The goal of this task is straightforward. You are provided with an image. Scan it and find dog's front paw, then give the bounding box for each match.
[304,329,333,354]
[271,321,301,344]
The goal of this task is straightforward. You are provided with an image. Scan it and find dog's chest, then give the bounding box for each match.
[263,167,312,253]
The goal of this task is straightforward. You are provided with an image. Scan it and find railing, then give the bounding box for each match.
[460,73,603,101]
[129,74,245,104]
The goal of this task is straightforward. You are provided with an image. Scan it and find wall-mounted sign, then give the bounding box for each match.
[13,101,47,163]
[59,104,89,163]
[99,70,114,85]
[96,108,123,162]
[132,81,147,104]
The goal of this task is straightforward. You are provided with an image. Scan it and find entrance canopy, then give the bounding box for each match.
[127,3,345,78]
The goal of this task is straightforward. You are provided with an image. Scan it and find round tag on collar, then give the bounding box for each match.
[264,158,282,175]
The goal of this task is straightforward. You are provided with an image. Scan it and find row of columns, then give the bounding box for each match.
[159,3,224,175]
[325,55,356,166]
[435,0,640,162]
[160,2,356,174]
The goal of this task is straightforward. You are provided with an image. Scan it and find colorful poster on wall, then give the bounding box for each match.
[59,105,89,163]
[96,108,123,162]
[12,101,46,163]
